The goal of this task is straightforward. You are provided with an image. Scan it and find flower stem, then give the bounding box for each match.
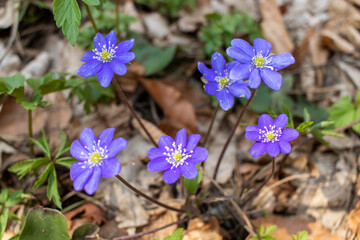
[115,0,121,41]
[84,3,98,33]
[241,157,275,207]
[212,89,257,179]
[201,104,220,147]
[28,110,34,156]
[112,76,158,147]
[115,175,184,213]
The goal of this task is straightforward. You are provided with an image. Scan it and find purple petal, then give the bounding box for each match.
[204,82,218,95]
[98,128,115,149]
[80,128,97,150]
[73,168,93,191]
[147,157,172,172]
[279,140,291,154]
[159,135,175,150]
[110,59,127,76]
[115,52,135,64]
[260,69,282,91]
[229,64,252,80]
[280,129,299,142]
[245,131,260,141]
[249,68,261,89]
[245,125,259,132]
[216,89,234,111]
[116,39,135,53]
[253,38,272,57]
[258,114,274,128]
[226,61,239,73]
[107,137,127,158]
[101,157,121,177]
[81,51,96,62]
[70,140,89,161]
[268,52,295,70]
[211,52,226,73]
[187,147,208,164]
[250,142,266,157]
[228,82,251,98]
[198,62,216,82]
[273,114,288,129]
[163,168,181,184]
[180,163,197,179]
[84,166,101,195]
[77,61,102,77]
[93,32,107,52]
[266,142,280,157]
[230,39,254,57]
[147,148,164,160]
[185,134,201,152]
[226,47,252,63]
[70,161,87,180]
[175,128,187,148]
[97,64,114,87]
[105,31,117,47]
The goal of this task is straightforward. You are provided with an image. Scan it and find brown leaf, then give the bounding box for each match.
[349,201,360,239]
[183,217,223,240]
[131,117,166,143]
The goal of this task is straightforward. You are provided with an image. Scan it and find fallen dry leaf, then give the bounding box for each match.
[348,201,360,239]
[131,117,166,143]
[183,217,223,240]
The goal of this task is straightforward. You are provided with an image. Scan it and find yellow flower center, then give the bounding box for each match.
[173,151,182,162]
[90,152,102,163]
[219,77,229,87]
[101,51,111,61]
[254,56,265,68]
[265,131,275,140]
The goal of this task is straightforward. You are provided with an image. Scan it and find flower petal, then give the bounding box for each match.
[163,168,181,184]
[180,163,197,179]
[105,31,117,47]
[253,38,272,56]
[204,82,218,95]
[159,135,175,150]
[93,32,107,52]
[228,82,251,98]
[73,168,93,191]
[216,89,234,111]
[77,61,102,77]
[230,39,254,57]
[280,129,299,142]
[101,157,121,177]
[245,125,259,132]
[266,142,280,157]
[268,52,295,70]
[147,148,164,160]
[260,69,282,91]
[226,47,252,63]
[211,52,226,73]
[115,52,135,64]
[229,63,252,80]
[249,68,261,89]
[98,128,115,149]
[187,147,208,164]
[70,140,89,161]
[226,61,239,73]
[245,131,260,141]
[107,137,127,158]
[273,114,288,129]
[80,128,97,150]
[81,51,96,62]
[116,39,135,53]
[258,114,274,129]
[175,128,187,148]
[198,62,216,82]
[97,64,114,87]
[70,161,87,180]
[279,140,291,154]
[84,166,101,195]
[110,59,127,76]
[147,157,172,172]
[250,142,266,157]
[186,134,201,151]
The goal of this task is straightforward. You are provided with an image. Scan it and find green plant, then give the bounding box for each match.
[292,230,308,240]
[136,0,195,18]
[154,228,184,240]
[250,225,279,240]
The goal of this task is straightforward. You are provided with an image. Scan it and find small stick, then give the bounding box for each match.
[28,110,34,156]
[84,3,98,32]
[202,104,220,147]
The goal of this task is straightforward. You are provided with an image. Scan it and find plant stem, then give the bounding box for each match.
[115,0,121,41]
[84,3,98,33]
[115,175,184,213]
[112,76,158,147]
[201,104,220,147]
[212,89,257,179]
[28,110,34,156]
[241,157,276,207]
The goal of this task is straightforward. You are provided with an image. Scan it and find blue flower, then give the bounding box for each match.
[245,114,299,157]
[77,31,135,88]
[198,52,251,111]
[70,128,127,195]
[226,38,295,91]
[147,129,208,184]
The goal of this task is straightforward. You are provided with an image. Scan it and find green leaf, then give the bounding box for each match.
[47,165,62,208]
[56,129,70,158]
[8,159,44,179]
[71,223,99,240]
[282,104,294,128]
[184,165,203,194]
[82,0,100,6]
[327,95,355,129]
[303,108,310,122]
[296,230,308,240]
[53,0,81,46]
[19,208,69,240]
[0,208,9,239]
[56,157,77,168]
[296,121,314,134]
[32,130,51,158]
[0,74,25,95]
[263,225,277,235]
[17,92,43,110]
[163,228,184,240]
[0,188,9,203]
[264,108,277,118]
[5,190,24,207]
[33,163,53,189]
[8,234,19,240]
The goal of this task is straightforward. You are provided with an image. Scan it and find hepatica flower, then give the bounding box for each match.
[77,31,135,88]
[198,52,251,111]
[226,38,295,91]
[245,114,299,157]
[70,128,127,195]
[147,129,208,184]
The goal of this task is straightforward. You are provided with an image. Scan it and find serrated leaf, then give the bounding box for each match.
[6,190,24,207]
[56,129,70,158]
[0,188,9,203]
[327,95,355,129]
[163,228,184,240]
[33,163,53,189]
[82,0,100,6]
[263,225,277,236]
[0,208,9,239]
[38,101,53,108]
[32,130,51,158]
[56,157,77,168]
[53,0,81,46]
[0,74,25,95]
[47,166,62,208]
[8,159,36,179]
